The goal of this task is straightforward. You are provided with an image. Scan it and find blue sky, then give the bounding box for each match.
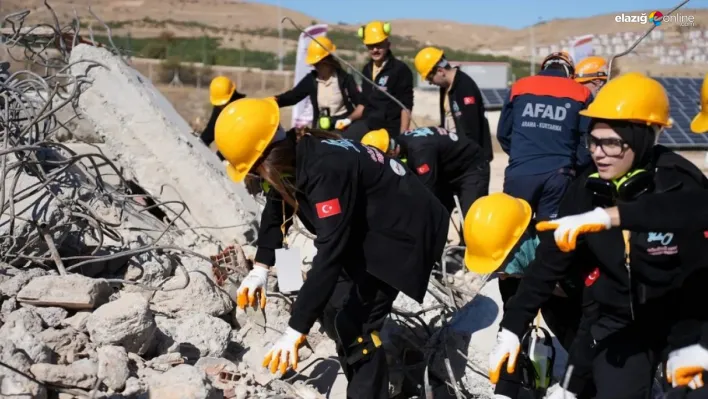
[251,0,707,29]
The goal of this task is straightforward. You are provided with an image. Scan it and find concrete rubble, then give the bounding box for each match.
[0,6,573,399]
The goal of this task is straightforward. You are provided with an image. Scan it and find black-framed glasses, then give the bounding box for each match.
[586,135,628,157]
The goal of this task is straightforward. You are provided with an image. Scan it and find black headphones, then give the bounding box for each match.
[585,169,655,202]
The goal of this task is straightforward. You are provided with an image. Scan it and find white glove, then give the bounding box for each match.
[236,265,269,309]
[262,326,306,374]
[536,207,612,252]
[666,344,708,388]
[545,384,577,399]
[489,328,521,384]
[335,118,352,130]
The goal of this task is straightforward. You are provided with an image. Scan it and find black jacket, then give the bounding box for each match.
[397,126,485,194]
[254,134,449,334]
[619,187,708,231]
[360,52,414,136]
[438,68,493,162]
[500,146,708,349]
[275,69,361,127]
[200,90,246,148]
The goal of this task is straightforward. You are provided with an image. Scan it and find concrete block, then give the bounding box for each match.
[69,45,258,244]
[16,274,111,310]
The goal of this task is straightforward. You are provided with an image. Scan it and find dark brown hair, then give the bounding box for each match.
[321,55,343,71]
[256,127,342,209]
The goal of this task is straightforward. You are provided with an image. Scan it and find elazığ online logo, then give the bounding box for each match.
[615,10,693,26]
[649,11,664,25]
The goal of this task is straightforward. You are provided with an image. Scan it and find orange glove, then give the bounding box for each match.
[263,327,306,374]
[667,344,708,388]
[236,265,268,309]
[488,328,521,384]
[536,208,612,252]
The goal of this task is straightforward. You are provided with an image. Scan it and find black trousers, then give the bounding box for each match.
[341,119,400,143]
[319,271,399,399]
[495,277,585,398]
[446,162,491,218]
[666,378,708,399]
[591,321,665,399]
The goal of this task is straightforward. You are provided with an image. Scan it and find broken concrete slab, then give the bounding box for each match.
[16,274,112,310]
[69,44,258,245]
[38,327,90,364]
[0,308,44,335]
[30,359,98,390]
[97,345,130,391]
[145,364,221,399]
[25,306,69,328]
[155,313,232,358]
[0,268,53,297]
[150,271,233,317]
[86,292,157,355]
[0,341,48,398]
[60,310,92,331]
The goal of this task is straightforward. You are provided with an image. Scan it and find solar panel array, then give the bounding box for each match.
[654,77,705,149]
[481,88,508,109]
[482,78,705,149]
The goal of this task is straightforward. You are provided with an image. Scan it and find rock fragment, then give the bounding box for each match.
[0,268,51,297]
[60,310,92,331]
[97,345,130,391]
[29,306,69,328]
[86,292,156,355]
[0,341,48,398]
[16,275,111,310]
[151,272,233,317]
[30,359,98,389]
[146,364,220,399]
[38,327,89,364]
[155,313,231,358]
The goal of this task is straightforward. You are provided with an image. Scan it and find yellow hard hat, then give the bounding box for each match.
[361,129,390,152]
[209,76,236,106]
[414,47,444,79]
[305,36,336,65]
[215,97,280,183]
[574,56,608,83]
[691,73,708,134]
[579,72,672,127]
[358,21,391,45]
[463,193,532,274]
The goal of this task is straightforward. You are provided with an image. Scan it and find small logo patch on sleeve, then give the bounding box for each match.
[316,198,342,219]
[585,267,600,287]
[416,164,430,175]
[463,96,476,105]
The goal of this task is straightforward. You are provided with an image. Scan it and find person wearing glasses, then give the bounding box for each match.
[413,47,494,163]
[340,21,414,142]
[514,72,708,398]
[490,72,708,399]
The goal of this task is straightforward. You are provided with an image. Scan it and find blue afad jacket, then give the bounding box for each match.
[497,69,594,177]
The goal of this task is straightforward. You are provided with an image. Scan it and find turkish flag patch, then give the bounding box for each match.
[585,267,600,287]
[416,164,430,174]
[316,198,341,219]
[463,96,476,105]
